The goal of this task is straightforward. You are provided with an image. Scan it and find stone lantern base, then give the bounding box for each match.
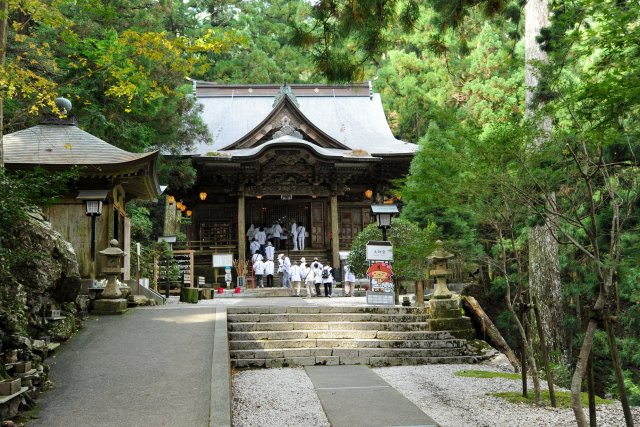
[428,298,475,340]
[93,298,128,315]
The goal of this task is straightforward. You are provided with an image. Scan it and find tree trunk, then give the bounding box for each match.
[462,296,520,370]
[526,0,564,355]
[416,279,424,307]
[0,0,8,170]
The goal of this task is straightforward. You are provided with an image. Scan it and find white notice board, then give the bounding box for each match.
[212,254,234,268]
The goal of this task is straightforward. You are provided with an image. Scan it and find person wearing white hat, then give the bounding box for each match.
[344,264,356,297]
[253,257,265,288]
[290,261,302,296]
[282,256,292,288]
[302,260,316,297]
[277,254,284,286]
[264,257,275,287]
[265,241,275,260]
[312,259,323,296]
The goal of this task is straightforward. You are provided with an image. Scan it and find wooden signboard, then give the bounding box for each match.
[174,250,195,287]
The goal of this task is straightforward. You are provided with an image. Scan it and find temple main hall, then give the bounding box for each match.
[169,82,417,281]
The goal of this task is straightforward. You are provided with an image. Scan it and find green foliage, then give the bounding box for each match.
[207,0,316,83]
[455,369,521,380]
[127,201,153,246]
[346,217,437,281]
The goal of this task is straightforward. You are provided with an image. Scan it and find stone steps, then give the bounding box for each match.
[234,355,481,369]
[227,305,484,368]
[230,338,465,351]
[228,313,429,323]
[231,347,465,359]
[228,321,436,332]
[229,329,456,340]
[227,306,427,315]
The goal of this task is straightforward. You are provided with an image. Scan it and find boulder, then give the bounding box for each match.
[1,210,81,337]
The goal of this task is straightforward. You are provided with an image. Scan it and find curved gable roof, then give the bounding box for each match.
[221,95,350,151]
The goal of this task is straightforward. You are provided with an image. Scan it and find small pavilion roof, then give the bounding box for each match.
[4,124,156,166]
[4,123,161,200]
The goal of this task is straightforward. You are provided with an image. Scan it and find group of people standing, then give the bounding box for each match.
[247,222,306,254]
[251,255,341,297]
[247,222,357,296]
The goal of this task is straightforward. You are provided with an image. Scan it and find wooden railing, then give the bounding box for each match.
[173,241,237,253]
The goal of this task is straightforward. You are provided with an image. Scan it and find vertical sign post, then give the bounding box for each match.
[365,241,395,305]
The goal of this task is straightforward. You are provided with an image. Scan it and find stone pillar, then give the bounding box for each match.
[163,198,176,236]
[237,192,246,259]
[330,195,340,268]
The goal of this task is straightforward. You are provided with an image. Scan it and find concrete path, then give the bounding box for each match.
[29,305,217,427]
[305,365,439,427]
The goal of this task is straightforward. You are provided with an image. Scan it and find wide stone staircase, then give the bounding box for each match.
[228,305,491,368]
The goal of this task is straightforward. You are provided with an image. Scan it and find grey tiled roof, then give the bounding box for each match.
[191,86,417,157]
[4,124,156,166]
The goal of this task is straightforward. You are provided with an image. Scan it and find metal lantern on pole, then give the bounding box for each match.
[76,190,108,266]
[370,204,399,241]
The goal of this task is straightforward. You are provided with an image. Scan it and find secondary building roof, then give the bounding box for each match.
[4,121,161,200]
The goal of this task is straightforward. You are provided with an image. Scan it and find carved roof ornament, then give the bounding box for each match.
[272,116,303,140]
[272,82,299,108]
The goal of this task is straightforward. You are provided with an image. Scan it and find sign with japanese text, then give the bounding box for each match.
[366,241,393,261]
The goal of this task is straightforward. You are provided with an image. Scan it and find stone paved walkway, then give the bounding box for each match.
[29,305,217,427]
[305,365,439,427]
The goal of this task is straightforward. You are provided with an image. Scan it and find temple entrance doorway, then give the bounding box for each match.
[245,197,326,249]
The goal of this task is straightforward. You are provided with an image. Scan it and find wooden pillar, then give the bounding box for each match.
[330,195,340,268]
[237,192,246,260]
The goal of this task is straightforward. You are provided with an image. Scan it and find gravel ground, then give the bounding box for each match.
[374,364,640,427]
[232,368,330,427]
[232,363,640,427]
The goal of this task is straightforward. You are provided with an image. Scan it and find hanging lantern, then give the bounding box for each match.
[180,204,187,212]
[364,189,373,199]
[199,192,207,201]
[168,195,175,204]
[176,201,183,210]
[186,210,192,217]
[256,195,262,199]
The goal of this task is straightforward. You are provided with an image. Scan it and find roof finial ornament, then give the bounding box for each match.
[272,81,299,108]
[40,96,77,125]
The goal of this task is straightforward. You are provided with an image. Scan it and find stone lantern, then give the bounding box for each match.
[427,240,454,299]
[94,239,128,314]
[426,240,470,331]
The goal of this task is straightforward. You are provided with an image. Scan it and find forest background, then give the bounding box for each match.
[1,0,639,421]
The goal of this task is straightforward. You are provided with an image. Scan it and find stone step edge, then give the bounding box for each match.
[227,320,432,332]
[228,340,465,347]
[232,355,482,368]
[227,306,429,314]
[228,338,468,350]
[228,330,455,338]
[227,315,431,323]
[230,347,467,358]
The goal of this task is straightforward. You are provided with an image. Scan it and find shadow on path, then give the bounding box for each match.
[29,306,216,427]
